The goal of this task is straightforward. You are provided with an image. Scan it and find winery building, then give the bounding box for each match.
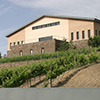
[6,15,100,57]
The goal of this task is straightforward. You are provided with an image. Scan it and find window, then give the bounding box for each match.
[39,36,53,42]
[14,42,16,46]
[82,31,85,39]
[19,50,23,56]
[10,43,12,49]
[32,21,60,30]
[99,31,100,35]
[30,49,33,55]
[76,32,79,39]
[71,32,74,40]
[95,30,97,36]
[21,41,24,44]
[88,30,91,38]
[17,41,20,45]
[41,47,45,53]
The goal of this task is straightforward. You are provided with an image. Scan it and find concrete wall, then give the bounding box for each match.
[25,17,69,43]
[68,19,94,41]
[8,29,25,50]
[94,22,100,35]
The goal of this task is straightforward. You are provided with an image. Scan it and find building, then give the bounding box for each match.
[6,15,100,57]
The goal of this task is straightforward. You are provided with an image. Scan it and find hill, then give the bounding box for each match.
[20,63,100,87]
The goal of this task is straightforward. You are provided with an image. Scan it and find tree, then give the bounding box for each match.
[88,35,100,47]
[58,38,70,51]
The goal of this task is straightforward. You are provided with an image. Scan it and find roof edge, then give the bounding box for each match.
[6,15,100,38]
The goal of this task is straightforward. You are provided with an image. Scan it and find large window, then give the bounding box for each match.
[71,32,74,40]
[39,36,53,42]
[82,31,85,39]
[32,21,60,30]
[88,30,91,38]
[76,32,79,39]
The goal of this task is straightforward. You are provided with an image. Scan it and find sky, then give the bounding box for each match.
[0,0,100,57]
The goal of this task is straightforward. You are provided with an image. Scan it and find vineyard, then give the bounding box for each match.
[0,47,100,87]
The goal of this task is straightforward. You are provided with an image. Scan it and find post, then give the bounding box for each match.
[50,60,52,87]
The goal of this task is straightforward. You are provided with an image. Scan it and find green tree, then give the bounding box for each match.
[88,35,100,47]
[58,38,70,51]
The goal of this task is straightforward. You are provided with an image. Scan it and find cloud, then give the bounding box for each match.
[0,4,13,15]
[7,0,100,17]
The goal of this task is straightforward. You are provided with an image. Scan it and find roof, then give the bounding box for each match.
[6,15,100,37]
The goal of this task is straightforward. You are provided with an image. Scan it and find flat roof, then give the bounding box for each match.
[6,15,100,37]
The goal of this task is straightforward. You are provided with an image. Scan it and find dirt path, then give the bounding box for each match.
[20,63,100,88]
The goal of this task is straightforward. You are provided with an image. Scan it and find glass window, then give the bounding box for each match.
[39,36,53,42]
[88,30,91,38]
[21,41,24,45]
[82,31,85,39]
[14,42,16,46]
[41,47,45,53]
[17,41,20,45]
[99,31,100,35]
[71,32,74,40]
[76,32,79,39]
[10,43,12,49]
[95,30,97,36]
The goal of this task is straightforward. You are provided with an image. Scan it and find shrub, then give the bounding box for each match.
[88,53,98,63]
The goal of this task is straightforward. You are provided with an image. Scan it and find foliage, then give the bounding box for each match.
[97,46,100,51]
[58,38,71,51]
[88,35,100,47]
[88,53,98,63]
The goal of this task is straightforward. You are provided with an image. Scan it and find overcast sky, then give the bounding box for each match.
[0,0,100,56]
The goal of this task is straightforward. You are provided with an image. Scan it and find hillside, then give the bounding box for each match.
[20,63,100,87]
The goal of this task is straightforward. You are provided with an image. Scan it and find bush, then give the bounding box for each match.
[76,54,88,66]
[88,53,98,63]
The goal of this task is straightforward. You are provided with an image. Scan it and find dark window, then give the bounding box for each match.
[18,41,20,45]
[88,30,91,38]
[39,36,53,42]
[99,31,100,35]
[19,50,23,56]
[30,49,33,55]
[95,30,97,36]
[32,21,60,30]
[82,31,85,39]
[71,32,74,40]
[10,43,12,49]
[21,41,24,45]
[41,47,45,53]
[14,42,16,46]
[76,32,79,39]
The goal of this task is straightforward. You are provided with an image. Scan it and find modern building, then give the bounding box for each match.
[6,15,100,57]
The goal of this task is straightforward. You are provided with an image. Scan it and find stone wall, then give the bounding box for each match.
[7,39,56,57]
[7,39,89,57]
[73,39,89,48]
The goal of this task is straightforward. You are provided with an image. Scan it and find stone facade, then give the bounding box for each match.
[7,39,89,57]
[7,39,56,57]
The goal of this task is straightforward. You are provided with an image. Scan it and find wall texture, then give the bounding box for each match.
[7,39,88,57]
[7,39,56,57]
